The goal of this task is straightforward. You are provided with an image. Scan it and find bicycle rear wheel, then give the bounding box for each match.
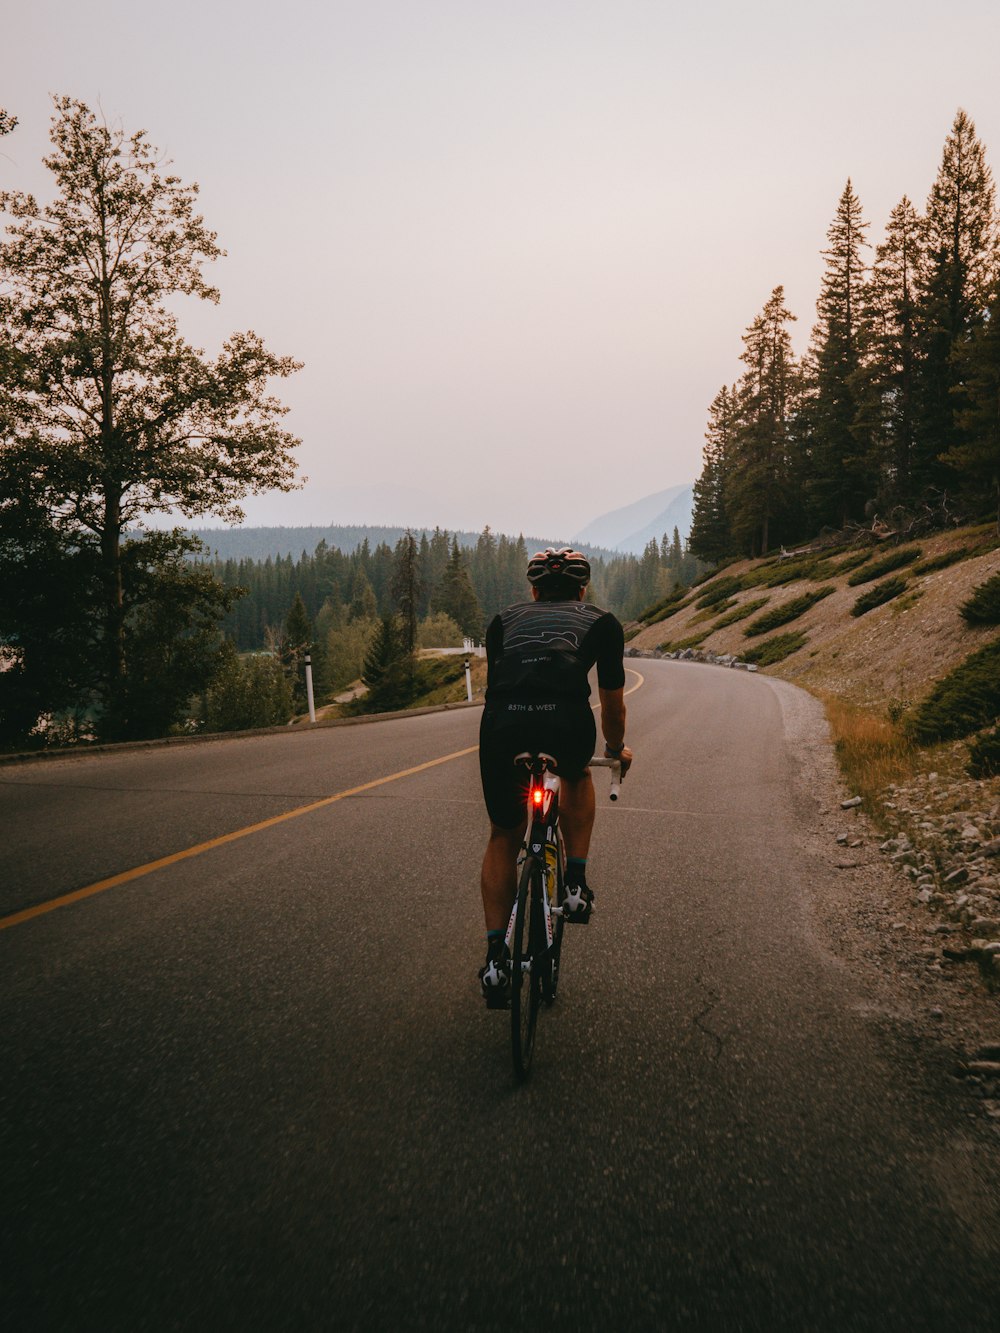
[544,834,566,1004]
[511,856,544,1080]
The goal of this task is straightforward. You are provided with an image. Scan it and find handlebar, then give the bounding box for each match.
[589,756,622,802]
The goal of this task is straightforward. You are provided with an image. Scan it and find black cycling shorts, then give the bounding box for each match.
[478,701,597,829]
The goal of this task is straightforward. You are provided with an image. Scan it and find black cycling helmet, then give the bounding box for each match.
[526,547,591,587]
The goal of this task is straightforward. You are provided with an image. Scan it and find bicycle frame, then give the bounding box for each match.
[505,752,621,1080]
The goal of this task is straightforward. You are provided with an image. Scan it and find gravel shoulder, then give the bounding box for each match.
[766,674,1000,1137]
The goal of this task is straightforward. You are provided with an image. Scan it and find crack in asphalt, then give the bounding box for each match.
[692,972,725,1060]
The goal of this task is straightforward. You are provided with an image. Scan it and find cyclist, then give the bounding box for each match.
[477,547,633,1006]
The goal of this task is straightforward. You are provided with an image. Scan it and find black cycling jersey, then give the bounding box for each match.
[479,598,626,827]
[484,599,626,705]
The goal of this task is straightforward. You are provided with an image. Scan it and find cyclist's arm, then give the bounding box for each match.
[598,685,633,775]
[598,686,626,751]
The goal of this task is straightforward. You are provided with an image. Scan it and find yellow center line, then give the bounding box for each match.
[2,669,647,934]
[0,745,479,933]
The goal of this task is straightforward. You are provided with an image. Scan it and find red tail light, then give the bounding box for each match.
[532,788,544,806]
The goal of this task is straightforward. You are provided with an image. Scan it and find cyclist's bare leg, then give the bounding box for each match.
[481,820,526,932]
[559,770,595,861]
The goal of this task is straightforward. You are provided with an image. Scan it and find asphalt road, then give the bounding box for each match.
[3,661,1000,1331]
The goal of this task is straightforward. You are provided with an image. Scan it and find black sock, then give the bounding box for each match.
[566,857,587,885]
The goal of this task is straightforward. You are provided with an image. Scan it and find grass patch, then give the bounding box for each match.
[906,637,1000,745]
[740,631,808,666]
[960,572,1000,626]
[891,588,925,615]
[847,546,923,586]
[851,576,909,617]
[822,695,917,812]
[911,546,969,576]
[712,596,770,629]
[743,586,835,637]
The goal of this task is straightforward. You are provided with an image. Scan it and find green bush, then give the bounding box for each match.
[743,586,835,637]
[695,575,744,609]
[712,596,769,629]
[658,628,711,652]
[691,597,737,624]
[911,547,969,576]
[814,549,875,578]
[906,638,1000,745]
[644,594,694,626]
[741,631,809,666]
[201,645,293,731]
[637,586,688,623]
[847,546,923,586]
[967,726,1000,779]
[851,576,909,617]
[960,573,1000,626]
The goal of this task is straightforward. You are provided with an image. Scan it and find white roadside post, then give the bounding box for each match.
[464,658,472,703]
[304,652,316,724]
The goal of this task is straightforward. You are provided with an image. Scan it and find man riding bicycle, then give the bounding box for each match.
[478,547,634,1006]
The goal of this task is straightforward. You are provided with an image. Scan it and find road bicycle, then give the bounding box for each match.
[506,753,621,1081]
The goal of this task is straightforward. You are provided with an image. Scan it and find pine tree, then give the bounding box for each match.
[802,180,874,526]
[726,288,800,556]
[689,384,737,561]
[390,530,421,655]
[282,593,313,710]
[951,277,1000,527]
[362,615,401,689]
[432,539,484,638]
[915,109,999,489]
[862,195,924,504]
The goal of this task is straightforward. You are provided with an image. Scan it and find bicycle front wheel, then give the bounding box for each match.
[511,855,544,1080]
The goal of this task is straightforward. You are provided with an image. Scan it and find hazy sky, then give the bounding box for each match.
[4,0,999,538]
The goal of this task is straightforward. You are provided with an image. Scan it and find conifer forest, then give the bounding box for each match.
[688,110,1000,563]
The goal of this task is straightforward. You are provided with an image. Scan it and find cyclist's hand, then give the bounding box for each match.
[606,744,633,779]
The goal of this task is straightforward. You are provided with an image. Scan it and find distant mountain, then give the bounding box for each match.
[573,484,694,555]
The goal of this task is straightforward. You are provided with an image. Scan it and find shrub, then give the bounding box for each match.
[695,575,744,609]
[814,549,875,579]
[417,611,464,648]
[712,596,769,629]
[690,598,737,624]
[743,586,835,637]
[637,586,687,623]
[960,572,1000,626]
[967,726,1000,779]
[740,631,808,666]
[658,628,711,652]
[847,546,923,586]
[644,595,694,626]
[762,556,826,586]
[906,637,1000,745]
[851,576,909,617]
[201,645,293,732]
[911,547,969,576]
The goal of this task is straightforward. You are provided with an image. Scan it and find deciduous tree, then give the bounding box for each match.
[0,98,301,740]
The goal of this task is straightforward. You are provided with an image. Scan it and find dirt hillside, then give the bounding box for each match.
[628,523,1000,713]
